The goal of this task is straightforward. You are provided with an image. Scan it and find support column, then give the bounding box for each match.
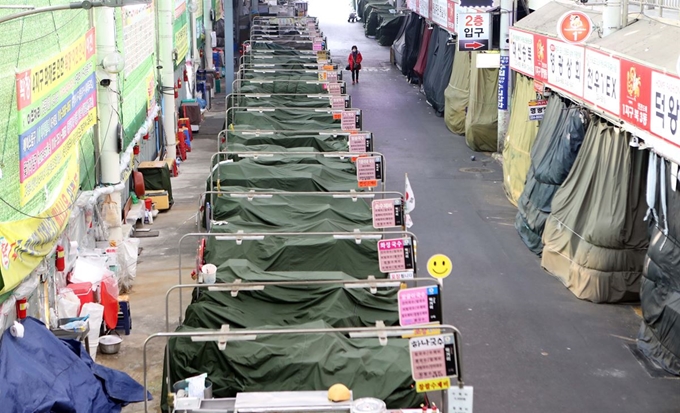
[497,0,514,153]
[95,7,123,242]
[224,0,234,95]
[603,0,622,37]
[158,0,177,161]
[203,0,214,70]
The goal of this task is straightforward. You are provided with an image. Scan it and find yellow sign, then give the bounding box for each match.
[415,377,451,393]
[427,254,452,279]
[175,23,189,66]
[402,327,442,339]
[0,156,79,293]
[316,50,327,62]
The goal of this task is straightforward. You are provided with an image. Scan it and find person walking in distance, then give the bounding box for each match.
[347,46,362,84]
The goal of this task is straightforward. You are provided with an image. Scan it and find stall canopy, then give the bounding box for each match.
[465,53,499,152]
[502,74,539,206]
[376,14,406,46]
[231,108,354,130]
[163,321,423,411]
[238,80,332,94]
[638,160,680,375]
[221,130,353,152]
[412,25,433,80]
[423,26,455,117]
[400,13,424,79]
[515,95,586,255]
[391,15,408,69]
[444,51,471,135]
[541,119,649,303]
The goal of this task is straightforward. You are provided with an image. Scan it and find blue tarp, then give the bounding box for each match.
[0,317,150,413]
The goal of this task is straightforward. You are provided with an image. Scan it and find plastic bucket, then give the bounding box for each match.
[201,264,217,284]
[173,379,213,399]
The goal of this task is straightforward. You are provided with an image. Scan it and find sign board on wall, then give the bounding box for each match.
[419,0,430,20]
[650,71,680,145]
[546,39,584,97]
[556,11,593,45]
[583,49,620,116]
[457,12,491,51]
[528,99,548,121]
[431,0,448,27]
[620,59,652,131]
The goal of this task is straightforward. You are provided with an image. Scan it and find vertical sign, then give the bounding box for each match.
[341,111,357,131]
[650,71,680,145]
[372,198,404,229]
[534,34,549,83]
[498,55,509,110]
[409,334,458,382]
[447,0,456,33]
[378,237,415,273]
[398,286,441,326]
[583,49,620,116]
[457,12,491,51]
[620,59,652,131]
[546,39,585,98]
[509,29,535,77]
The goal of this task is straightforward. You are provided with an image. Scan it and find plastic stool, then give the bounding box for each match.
[116,300,132,335]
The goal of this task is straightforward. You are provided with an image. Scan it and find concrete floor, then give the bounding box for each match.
[100,1,680,412]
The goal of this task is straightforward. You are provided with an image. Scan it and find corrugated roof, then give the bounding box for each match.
[514,1,680,73]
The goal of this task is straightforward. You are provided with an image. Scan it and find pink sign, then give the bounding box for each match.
[409,333,457,382]
[349,133,367,152]
[378,238,406,272]
[398,287,430,326]
[327,71,338,82]
[328,83,341,95]
[372,199,397,228]
[411,348,447,380]
[356,156,377,182]
[313,42,322,51]
[331,96,344,109]
[341,111,357,131]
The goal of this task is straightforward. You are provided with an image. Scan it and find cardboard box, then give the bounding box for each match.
[138,160,167,170]
[145,191,170,211]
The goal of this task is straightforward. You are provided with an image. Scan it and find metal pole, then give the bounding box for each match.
[158,0,177,163]
[497,0,514,153]
[224,0,235,94]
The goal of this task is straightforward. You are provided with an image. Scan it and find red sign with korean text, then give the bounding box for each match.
[620,58,652,132]
[533,33,548,83]
[447,0,456,33]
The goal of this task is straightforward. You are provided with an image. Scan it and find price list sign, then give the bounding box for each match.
[528,99,547,121]
[328,83,341,95]
[398,286,441,326]
[348,133,371,152]
[409,333,458,382]
[356,156,380,188]
[341,111,357,131]
[378,237,414,273]
[372,198,404,229]
[330,96,345,109]
[509,29,535,77]
[326,71,338,83]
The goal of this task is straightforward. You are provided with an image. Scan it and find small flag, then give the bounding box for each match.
[405,173,415,214]
[405,213,413,229]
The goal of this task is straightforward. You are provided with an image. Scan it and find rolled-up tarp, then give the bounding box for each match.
[502,74,539,206]
[444,51,471,135]
[541,118,649,303]
[464,53,499,151]
[638,159,680,375]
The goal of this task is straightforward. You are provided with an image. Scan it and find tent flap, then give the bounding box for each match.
[541,119,649,303]
[444,51,471,135]
[423,27,455,116]
[464,53,499,152]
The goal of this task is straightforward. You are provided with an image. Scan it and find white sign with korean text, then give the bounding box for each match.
[431,0,448,27]
[547,39,585,97]
[509,29,535,77]
[584,49,620,116]
[348,133,368,152]
[419,0,430,19]
[650,71,680,145]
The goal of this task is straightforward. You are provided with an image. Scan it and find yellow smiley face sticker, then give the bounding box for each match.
[427,254,452,279]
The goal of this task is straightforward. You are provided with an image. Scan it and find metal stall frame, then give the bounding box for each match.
[237,68,343,81]
[239,54,330,68]
[176,231,420,324]
[143,324,464,413]
[208,150,385,193]
[225,106,362,130]
[226,93,351,111]
[241,62,339,70]
[197,190,404,230]
[231,79,345,94]
[217,129,374,153]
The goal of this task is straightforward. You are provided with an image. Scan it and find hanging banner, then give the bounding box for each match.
[498,55,509,110]
[620,59,652,132]
[583,49,620,117]
[509,29,535,77]
[419,0,430,20]
[431,0,448,27]
[447,0,456,33]
[0,158,79,293]
[650,71,680,146]
[15,28,97,204]
[122,3,155,76]
[546,39,584,97]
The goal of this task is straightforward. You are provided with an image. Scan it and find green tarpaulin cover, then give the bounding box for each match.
[376,14,405,46]
[502,74,539,206]
[465,53,499,152]
[221,130,352,152]
[230,108,357,130]
[237,80,333,94]
[542,118,649,303]
[184,259,398,329]
[208,193,373,228]
[162,321,423,411]
[444,51,470,135]
[229,94,347,110]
